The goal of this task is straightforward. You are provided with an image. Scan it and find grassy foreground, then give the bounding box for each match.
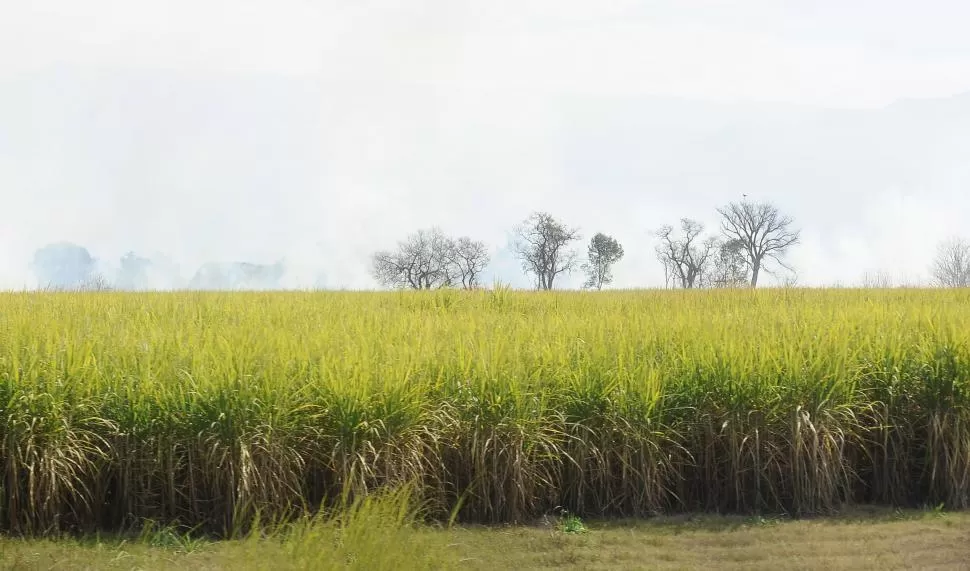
[1,288,969,534]
[2,502,969,570]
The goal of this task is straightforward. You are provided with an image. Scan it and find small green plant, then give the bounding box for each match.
[555,509,588,534]
[138,520,208,554]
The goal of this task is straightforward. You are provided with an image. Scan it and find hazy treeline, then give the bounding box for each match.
[23,198,970,292]
[373,198,969,291]
[372,199,800,291]
[30,242,296,291]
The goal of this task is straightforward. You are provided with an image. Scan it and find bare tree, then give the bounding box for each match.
[372,228,454,289]
[860,270,894,289]
[372,229,490,290]
[931,237,970,287]
[582,233,624,290]
[447,236,490,289]
[655,219,717,289]
[716,200,800,288]
[706,238,749,288]
[513,212,581,290]
[38,272,114,292]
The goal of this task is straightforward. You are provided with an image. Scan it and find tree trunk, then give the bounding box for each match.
[750,257,761,288]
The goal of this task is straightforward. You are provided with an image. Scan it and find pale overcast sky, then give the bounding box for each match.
[2,0,969,289]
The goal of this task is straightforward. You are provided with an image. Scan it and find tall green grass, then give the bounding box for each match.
[1,484,449,570]
[1,288,969,535]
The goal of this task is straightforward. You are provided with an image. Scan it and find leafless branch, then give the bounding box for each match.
[931,237,970,287]
[716,200,800,288]
[513,212,581,290]
[654,219,716,289]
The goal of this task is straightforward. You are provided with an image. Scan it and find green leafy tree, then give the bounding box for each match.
[582,233,624,290]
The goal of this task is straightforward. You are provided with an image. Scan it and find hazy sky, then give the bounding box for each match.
[2,0,970,289]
